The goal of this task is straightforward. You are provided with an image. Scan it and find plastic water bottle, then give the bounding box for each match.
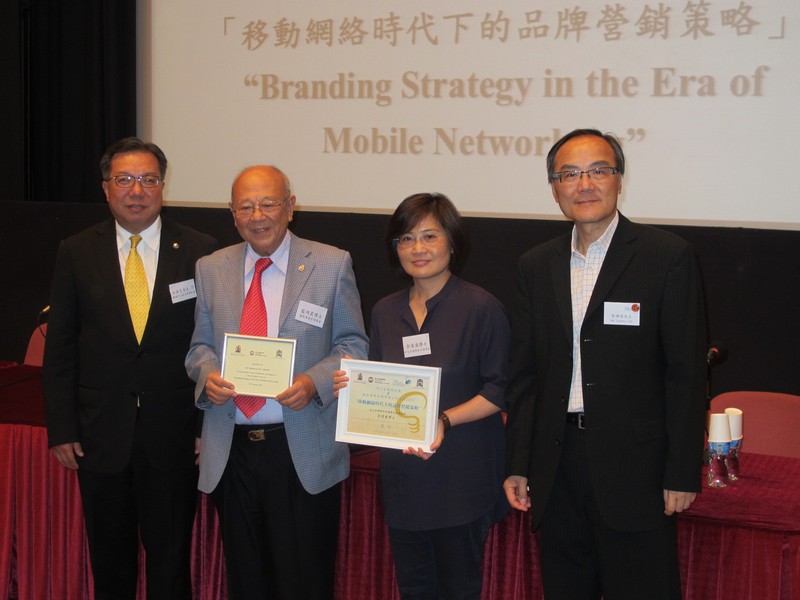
[707,441,729,488]
[726,438,741,481]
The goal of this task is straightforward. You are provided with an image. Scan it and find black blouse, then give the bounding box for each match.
[369,275,511,530]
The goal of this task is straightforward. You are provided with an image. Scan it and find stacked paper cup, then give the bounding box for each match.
[707,414,731,488]
[725,408,743,480]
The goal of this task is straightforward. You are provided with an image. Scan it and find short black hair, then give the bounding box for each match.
[100,137,168,180]
[546,129,625,182]
[385,192,468,276]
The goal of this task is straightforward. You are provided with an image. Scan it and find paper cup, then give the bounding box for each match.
[725,407,743,440]
[708,413,732,443]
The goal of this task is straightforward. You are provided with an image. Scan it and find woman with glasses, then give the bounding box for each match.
[335,192,510,599]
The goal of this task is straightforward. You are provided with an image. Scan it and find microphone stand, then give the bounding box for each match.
[704,342,727,464]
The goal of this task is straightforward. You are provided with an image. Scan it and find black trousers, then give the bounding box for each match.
[388,512,492,600]
[212,425,341,600]
[77,434,198,600]
[538,423,681,600]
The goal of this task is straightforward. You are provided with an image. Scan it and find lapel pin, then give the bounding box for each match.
[298,264,305,272]
[172,242,180,250]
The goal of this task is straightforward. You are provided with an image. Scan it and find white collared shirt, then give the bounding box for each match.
[568,212,619,413]
[116,217,161,301]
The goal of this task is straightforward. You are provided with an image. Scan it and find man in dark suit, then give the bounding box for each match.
[43,137,218,600]
[503,129,707,599]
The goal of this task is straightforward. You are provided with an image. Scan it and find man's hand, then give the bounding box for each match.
[51,442,84,470]
[504,475,531,512]
[663,489,696,515]
[276,374,317,411]
[204,370,236,405]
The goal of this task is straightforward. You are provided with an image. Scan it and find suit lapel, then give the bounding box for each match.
[280,233,313,330]
[550,235,573,343]
[584,215,639,323]
[219,243,247,330]
[142,220,183,344]
[93,220,139,345]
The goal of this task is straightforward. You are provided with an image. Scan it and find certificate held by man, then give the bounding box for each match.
[220,333,296,397]
[336,358,441,452]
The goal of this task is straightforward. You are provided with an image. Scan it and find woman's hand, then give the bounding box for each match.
[332,370,349,398]
[332,354,354,398]
[402,419,445,460]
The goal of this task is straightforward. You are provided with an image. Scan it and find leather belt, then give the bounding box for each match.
[566,412,586,430]
[233,423,284,442]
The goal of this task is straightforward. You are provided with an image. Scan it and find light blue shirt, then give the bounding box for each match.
[236,234,291,424]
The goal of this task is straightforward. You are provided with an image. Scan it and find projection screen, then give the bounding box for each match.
[143,0,799,229]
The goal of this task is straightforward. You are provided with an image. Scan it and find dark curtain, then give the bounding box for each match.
[0,2,24,203]
[24,0,137,203]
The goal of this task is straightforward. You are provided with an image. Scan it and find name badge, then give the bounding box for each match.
[169,279,197,303]
[603,302,641,326]
[295,300,328,328]
[403,333,432,358]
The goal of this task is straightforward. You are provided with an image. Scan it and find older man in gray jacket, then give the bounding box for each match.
[186,165,368,600]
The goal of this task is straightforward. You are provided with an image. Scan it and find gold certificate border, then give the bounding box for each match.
[335,358,441,452]
[220,333,296,398]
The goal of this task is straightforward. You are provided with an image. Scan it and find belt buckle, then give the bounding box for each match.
[248,429,266,442]
[577,413,586,430]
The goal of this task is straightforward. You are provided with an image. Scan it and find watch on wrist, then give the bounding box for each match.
[438,411,451,432]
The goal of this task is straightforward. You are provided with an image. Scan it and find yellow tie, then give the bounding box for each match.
[125,235,150,343]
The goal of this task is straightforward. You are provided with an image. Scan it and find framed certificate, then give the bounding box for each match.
[220,333,296,397]
[335,359,441,452]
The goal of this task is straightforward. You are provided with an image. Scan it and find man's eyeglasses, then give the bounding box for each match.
[393,231,444,249]
[232,198,289,218]
[551,167,619,185]
[106,175,162,188]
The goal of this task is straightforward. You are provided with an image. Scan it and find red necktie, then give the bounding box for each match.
[235,257,272,418]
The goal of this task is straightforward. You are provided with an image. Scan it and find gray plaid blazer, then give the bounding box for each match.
[186,233,368,494]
